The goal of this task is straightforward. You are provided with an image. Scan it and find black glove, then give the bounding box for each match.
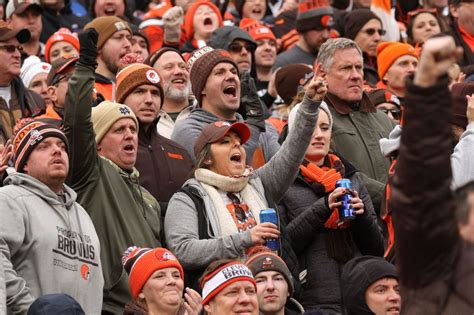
[78,28,99,67]
[240,70,266,132]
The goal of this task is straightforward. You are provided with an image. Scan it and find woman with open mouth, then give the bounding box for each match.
[164,71,328,291]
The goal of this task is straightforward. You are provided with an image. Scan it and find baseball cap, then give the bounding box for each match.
[0,20,30,43]
[194,121,251,156]
[6,0,43,19]
[46,55,79,86]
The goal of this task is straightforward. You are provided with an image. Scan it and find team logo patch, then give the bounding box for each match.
[29,129,43,146]
[214,121,231,128]
[114,21,127,31]
[262,257,273,268]
[146,69,160,84]
[42,65,50,71]
[80,264,90,280]
[321,15,334,28]
[119,106,130,115]
[157,251,177,261]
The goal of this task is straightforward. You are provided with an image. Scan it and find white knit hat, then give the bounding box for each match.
[20,56,52,88]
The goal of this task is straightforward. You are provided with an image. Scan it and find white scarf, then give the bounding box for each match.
[194,168,268,236]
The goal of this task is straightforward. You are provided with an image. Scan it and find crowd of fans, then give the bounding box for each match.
[0,0,473,314]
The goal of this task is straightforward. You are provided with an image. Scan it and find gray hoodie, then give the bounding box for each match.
[0,173,103,315]
[171,107,280,163]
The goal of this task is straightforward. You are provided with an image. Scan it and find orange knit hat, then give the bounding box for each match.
[239,18,276,42]
[44,28,80,63]
[376,42,418,80]
[183,0,223,41]
[116,63,163,104]
[122,247,184,299]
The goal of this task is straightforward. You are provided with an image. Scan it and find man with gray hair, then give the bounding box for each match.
[317,37,395,213]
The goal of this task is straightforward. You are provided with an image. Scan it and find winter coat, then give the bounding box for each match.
[390,77,474,314]
[0,259,4,315]
[0,173,103,314]
[136,118,193,205]
[280,166,384,313]
[165,95,321,290]
[324,92,395,213]
[64,60,162,314]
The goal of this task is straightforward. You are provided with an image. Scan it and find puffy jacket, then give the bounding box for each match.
[390,77,474,314]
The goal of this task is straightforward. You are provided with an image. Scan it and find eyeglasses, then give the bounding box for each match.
[228,42,254,54]
[0,45,23,53]
[362,28,386,36]
[227,192,247,222]
[381,108,401,120]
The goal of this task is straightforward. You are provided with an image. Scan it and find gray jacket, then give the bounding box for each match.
[171,107,280,163]
[0,259,5,315]
[0,173,103,315]
[165,95,320,269]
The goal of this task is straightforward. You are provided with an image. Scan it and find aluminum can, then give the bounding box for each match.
[259,208,279,251]
[336,179,355,222]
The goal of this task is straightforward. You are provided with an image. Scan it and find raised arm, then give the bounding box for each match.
[256,72,327,202]
[63,29,100,190]
[391,37,463,288]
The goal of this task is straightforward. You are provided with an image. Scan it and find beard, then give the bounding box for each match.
[164,81,191,102]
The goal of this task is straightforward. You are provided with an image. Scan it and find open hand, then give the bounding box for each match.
[0,139,13,176]
[183,287,202,315]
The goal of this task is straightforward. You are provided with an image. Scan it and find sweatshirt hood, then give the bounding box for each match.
[4,172,77,209]
[341,255,398,315]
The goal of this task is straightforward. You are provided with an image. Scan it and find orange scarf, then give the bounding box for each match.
[299,155,349,229]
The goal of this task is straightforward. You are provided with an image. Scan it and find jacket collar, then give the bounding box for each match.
[101,156,140,182]
[325,91,377,115]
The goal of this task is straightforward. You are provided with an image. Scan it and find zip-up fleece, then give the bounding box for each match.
[64,61,162,314]
[0,173,103,315]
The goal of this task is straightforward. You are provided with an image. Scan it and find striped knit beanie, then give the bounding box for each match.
[13,120,68,172]
[116,63,163,104]
[296,0,334,33]
[239,18,276,42]
[187,46,238,106]
[122,246,184,299]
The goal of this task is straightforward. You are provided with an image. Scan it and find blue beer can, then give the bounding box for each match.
[335,179,355,222]
[259,208,280,251]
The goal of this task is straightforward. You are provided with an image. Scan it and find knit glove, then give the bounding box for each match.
[240,70,266,132]
[163,6,184,45]
[78,28,98,67]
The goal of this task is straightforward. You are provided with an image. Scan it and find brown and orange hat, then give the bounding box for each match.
[183,0,223,41]
[187,46,238,106]
[6,0,42,19]
[239,18,276,42]
[122,246,184,299]
[296,0,334,33]
[275,64,313,105]
[116,63,163,104]
[367,88,401,107]
[47,55,79,86]
[451,82,474,128]
[194,121,250,156]
[84,16,132,49]
[13,119,68,172]
[376,42,418,80]
[0,20,30,43]
[246,248,294,295]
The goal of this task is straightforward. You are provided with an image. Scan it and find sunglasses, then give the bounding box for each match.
[407,8,438,23]
[227,192,247,222]
[381,108,401,120]
[362,28,386,36]
[228,42,254,54]
[0,45,23,53]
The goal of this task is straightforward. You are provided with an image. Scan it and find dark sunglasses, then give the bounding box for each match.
[228,42,254,54]
[0,45,23,53]
[407,8,438,23]
[227,192,247,222]
[381,108,401,120]
[362,28,386,36]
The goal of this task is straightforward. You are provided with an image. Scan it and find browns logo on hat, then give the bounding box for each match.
[116,63,164,104]
[296,0,334,33]
[44,28,80,64]
[20,56,52,88]
[376,42,418,80]
[46,55,79,86]
[239,18,276,42]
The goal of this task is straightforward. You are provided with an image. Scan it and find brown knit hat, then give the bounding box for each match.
[246,248,294,295]
[296,0,334,33]
[344,9,382,40]
[275,63,313,105]
[83,16,131,49]
[116,63,163,104]
[451,82,474,128]
[187,46,238,106]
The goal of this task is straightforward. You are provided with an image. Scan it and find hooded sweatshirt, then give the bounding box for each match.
[171,107,280,163]
[0,173,103,315]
